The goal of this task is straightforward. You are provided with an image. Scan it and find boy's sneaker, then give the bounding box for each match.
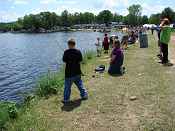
[61,100,70,104]
[81,96,88,101]
[158,60,162,64]
[157,54,161,57]
[157,54,162,60]
[163,62,174,67]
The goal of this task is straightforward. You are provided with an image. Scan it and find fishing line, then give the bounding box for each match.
[54,40,66,70]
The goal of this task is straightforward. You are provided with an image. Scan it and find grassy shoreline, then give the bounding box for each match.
[1,32,175,130]
[0,51,96,130]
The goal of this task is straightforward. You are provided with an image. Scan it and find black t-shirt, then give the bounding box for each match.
[63,48,82,78]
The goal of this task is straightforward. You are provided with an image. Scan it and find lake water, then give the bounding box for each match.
[0,31,123,102]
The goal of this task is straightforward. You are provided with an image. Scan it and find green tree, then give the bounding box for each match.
[149,13,161,24]
[113,13,123,23]
[141,15,149,25]
[127,4,142,25]
[83,12,95,24]
[22,15,33,29]
[61,10,70,26]
[161,7,175,22]
[72,12,80,24]
[122,15,129,25]
[97,10,113,25]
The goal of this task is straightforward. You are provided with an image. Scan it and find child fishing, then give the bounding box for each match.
[95,37,102,57]
[62,39,88,104]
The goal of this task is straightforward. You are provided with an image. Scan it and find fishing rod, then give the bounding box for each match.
[54,40,66,70]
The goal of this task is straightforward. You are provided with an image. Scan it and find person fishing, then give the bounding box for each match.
[108,40,125,76]
[95,37,102,57]
[103,34,109,54]
[62,39,88,104]
[159,18,173,66]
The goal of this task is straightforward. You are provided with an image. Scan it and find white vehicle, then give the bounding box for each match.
[143,24,157,28]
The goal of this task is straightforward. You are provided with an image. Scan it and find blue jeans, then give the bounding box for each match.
[64,75,88,101]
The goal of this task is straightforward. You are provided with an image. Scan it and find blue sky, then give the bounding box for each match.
[0,0,175,22]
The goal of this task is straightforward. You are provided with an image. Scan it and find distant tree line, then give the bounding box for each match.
[0,5,175,32]
[149,7,175,24]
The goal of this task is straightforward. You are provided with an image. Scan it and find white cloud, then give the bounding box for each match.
[0,11,21,22]
[103,0,128,8]
[30,8,48,14]
[14,0,28,5]
[11,6,15,9]
[40,0,77,5]
[40,0,58,4]
[142,3,165,16]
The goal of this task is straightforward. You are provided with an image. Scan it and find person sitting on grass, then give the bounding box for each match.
[95,37,102,57]
[160,18,173,66]
[62,39,88,104]
[108,40,125,76]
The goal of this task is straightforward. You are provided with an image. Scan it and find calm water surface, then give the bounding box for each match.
[0,31,123,102]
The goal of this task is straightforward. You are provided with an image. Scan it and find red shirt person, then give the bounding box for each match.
[103,34,109,53]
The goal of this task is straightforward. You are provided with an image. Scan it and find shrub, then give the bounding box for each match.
[0,102,18,129]
[82,51,95,64]
[36,70,64,97]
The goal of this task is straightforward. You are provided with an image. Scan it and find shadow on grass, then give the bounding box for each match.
[61,99,82,112]
[109,74,124,77]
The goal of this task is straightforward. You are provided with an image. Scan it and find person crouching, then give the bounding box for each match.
[108,40,125,76]
[62,39,88,104]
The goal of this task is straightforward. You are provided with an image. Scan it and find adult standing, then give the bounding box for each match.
[103,34,109,54]
[160,18,173,66]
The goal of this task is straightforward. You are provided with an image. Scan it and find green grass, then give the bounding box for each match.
[82,50,96,64]
[0,102,18,129]
[2,34,175,131]
[172,28,175,32]
[36,70,64,97]
[0,51,96,130]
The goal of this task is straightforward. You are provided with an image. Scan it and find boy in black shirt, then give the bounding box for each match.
[62,39,88,103]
